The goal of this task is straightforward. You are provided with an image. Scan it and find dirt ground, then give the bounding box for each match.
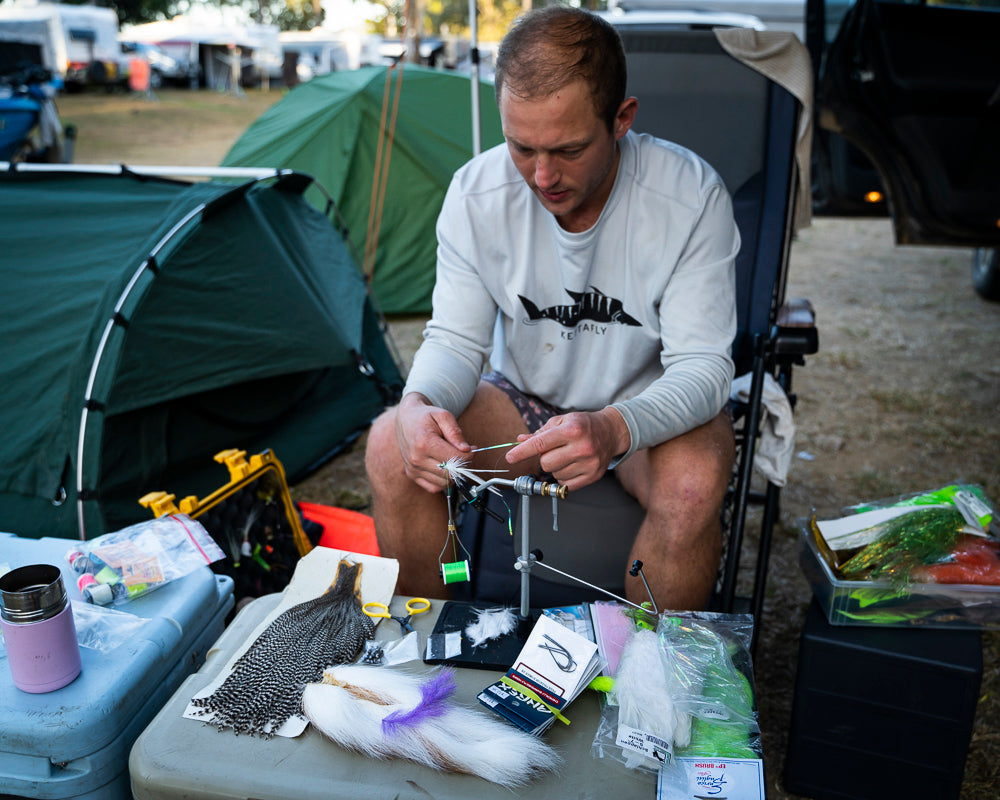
[58,88,1000,798]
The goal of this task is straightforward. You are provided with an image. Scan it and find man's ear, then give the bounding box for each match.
[614,97,639,141]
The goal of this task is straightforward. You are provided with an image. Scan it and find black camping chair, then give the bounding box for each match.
[453,28,818,652]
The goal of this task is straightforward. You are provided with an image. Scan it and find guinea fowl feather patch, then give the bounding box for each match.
[190,559,374,737]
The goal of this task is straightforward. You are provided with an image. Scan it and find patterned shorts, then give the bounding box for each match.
[482,371,566,433]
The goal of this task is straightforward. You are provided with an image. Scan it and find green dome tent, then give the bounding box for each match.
[0,167,403,540]
[222,65,505,315]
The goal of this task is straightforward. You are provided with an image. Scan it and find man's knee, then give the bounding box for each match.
[647,413,734,516]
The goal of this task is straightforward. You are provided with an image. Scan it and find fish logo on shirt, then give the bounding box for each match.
[518,287,641,328]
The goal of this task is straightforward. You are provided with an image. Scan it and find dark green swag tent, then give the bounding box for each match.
[0,168,403,541]
[222,65,505,315]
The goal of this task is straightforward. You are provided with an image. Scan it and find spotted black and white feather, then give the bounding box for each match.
[191,559,374,737]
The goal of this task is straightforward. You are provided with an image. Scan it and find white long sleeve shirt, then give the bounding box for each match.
[404,131,739,462]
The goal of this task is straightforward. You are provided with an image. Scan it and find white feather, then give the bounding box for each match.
[438,456,506,495]
[465,607,517,648]
[615,628,691,767]
[302,665,561,787]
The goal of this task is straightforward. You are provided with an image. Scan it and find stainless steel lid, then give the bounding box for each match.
[0,564,68,623]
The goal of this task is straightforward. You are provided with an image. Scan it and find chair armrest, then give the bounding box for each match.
[772,297,818,355]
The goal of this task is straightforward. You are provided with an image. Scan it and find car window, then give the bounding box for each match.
[825,0,1000,45]
[69,28,96,44]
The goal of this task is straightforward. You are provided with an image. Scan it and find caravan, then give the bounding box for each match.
[53,3,122,89]
[0,4,69,82]
[278,28,359,83]
[0,2,123,90]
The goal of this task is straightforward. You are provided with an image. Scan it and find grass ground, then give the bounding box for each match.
[57,88,283,166]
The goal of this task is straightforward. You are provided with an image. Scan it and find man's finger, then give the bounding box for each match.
[432,410,471,452]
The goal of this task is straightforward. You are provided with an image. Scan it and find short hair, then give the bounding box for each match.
[494,7,627,132]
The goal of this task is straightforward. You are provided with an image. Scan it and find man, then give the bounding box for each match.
[366,6,739,609]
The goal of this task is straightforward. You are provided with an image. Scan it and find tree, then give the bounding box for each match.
[48,0,174,27]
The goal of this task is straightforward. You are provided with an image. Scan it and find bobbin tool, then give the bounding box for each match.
[362,597,430,635]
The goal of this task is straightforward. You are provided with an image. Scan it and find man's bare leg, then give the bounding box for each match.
[365,382,536,598]
[616,411,735,610]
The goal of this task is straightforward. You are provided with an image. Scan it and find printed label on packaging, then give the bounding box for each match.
[657,757,764,800]
[616,723,673,765]
[954,490,993,532]
[122,556,165,585]
[693,706,731,721]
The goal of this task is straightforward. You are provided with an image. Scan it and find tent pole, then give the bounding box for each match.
[0,163,286,180]
[74,200,210,540]
[469,0,481,156]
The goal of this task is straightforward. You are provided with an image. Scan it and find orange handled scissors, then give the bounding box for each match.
[362,597,431,634]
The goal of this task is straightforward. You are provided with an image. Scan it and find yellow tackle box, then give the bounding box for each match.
[140,448,313,600]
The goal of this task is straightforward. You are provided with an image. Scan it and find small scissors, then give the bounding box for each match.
[362,597,431,635]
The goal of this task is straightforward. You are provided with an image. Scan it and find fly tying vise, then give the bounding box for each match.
[438,447,661,621]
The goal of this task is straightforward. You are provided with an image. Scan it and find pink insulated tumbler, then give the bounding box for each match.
[0,564,82,693]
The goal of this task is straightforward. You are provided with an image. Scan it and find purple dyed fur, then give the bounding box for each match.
[382,669,457,736]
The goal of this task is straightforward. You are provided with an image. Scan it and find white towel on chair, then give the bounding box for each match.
[730,373,796,487]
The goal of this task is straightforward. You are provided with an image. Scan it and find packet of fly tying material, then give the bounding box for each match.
[801,484,1000,628]
[591,611,763,798]
[66,515,225,606]
[477,613,602,735]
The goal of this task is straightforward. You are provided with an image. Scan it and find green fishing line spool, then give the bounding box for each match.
[441,560,471,585]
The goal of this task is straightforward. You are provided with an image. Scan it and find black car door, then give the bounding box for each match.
[815,0,1000,248]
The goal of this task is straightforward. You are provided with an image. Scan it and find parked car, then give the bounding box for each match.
[119,40,185,88]
[608,0,889,218]
[809,0,1000,300]
[609,0,804,36]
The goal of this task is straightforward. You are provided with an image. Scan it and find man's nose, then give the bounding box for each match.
[535,155,558,189]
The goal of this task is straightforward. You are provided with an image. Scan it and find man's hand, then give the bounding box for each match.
[505,407,630,491]
[394,393,471,493]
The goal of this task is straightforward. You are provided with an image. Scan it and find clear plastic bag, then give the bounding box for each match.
[356,630,422,667]
[71,600,152,652]
[0,598,151,658]
[66,514,225,605]
[814,484,998,588]
[591,610,760,776]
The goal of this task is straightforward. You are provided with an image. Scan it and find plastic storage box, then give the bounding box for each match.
[0,532,234,800]
[798,518,1000,628]
[785,599,982,799]
[139,449,313,601]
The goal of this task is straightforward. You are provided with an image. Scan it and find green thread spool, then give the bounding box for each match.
[95,566,120,584]
[441,560,471,585]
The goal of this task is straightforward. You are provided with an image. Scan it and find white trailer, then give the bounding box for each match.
[278,28,360,82]
[2,2,123,89]
[0,4,69,81]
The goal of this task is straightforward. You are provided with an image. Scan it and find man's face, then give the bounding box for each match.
[499,79,635,233]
